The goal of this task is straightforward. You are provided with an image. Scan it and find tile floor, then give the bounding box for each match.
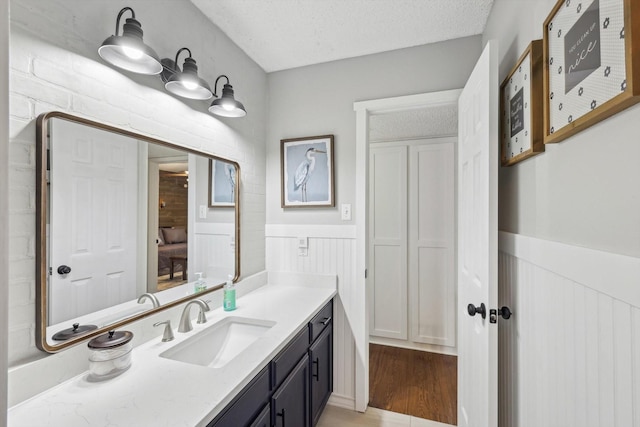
[317,405,456,427]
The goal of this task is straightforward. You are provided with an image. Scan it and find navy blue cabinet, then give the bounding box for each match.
[208,299,333,427]
[309,325,332,426]
[272,354,310,427]
[207,366,270,427]
[249,404,271,427]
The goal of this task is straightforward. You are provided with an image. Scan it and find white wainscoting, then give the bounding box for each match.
[498,232,640,427]
[193,222,235,283]
[266,224,357,409]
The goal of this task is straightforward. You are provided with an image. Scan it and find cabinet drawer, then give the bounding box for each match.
[208,366,270,427]
[309,300,333,344]
[271,326,309,390]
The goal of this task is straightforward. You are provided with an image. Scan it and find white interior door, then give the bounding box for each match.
[457,40,499,426]
[49,120,139,325]
[409,141,455,348]
[369,145,408,340]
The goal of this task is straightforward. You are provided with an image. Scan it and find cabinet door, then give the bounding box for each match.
[208,366,270,427]
[309,324,333,426]
[249,404,270,427]
[272,354,310,427]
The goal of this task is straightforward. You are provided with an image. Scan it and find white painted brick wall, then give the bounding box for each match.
[8,0,267,368]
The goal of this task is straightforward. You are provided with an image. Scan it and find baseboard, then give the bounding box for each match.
[369,337,457,356]
[327,393,356,411]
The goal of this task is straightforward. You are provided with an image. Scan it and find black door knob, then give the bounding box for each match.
[499,306,512,319]
[57,265,71,275]
[467,303,486,319]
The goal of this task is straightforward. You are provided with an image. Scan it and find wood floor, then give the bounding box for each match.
[369,344,457,425]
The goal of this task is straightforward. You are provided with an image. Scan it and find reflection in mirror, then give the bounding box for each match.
[36,112,240,352]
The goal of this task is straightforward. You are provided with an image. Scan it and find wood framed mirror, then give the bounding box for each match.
[36,111,240,352]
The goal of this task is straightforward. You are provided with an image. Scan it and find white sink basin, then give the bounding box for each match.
[160,317,276,368]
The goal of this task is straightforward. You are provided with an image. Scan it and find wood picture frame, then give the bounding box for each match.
[208,158,236,207]
[500,40,545,166]
[543,0,640,144]
[280,135,335,208]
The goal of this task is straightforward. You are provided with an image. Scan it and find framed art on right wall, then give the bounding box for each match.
[543,0,640,144]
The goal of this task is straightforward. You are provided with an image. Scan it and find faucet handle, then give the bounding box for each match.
[153,320,174,342]
[197,301,211,324]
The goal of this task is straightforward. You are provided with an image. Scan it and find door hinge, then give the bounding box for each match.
[364,269,368,279]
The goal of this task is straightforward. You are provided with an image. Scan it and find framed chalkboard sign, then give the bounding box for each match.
[543,0,640,144]
[500,40,545,166]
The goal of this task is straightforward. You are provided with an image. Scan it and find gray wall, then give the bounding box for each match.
[266,36,483,225]
[1,1,9,424]
[485,0,640,257]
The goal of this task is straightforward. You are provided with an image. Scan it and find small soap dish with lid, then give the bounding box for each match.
[87,330,133,381]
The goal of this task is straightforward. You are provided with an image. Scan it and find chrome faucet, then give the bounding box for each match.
[178,299,211,333]
[137,292,160,308]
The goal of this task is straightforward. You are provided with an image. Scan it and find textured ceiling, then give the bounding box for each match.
[369,104,458,143]
[190,0,494,72]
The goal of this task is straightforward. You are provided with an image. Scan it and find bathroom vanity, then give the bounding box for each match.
[8,281,336,427]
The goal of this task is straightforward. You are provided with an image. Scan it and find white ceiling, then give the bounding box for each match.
[190,0,494,72]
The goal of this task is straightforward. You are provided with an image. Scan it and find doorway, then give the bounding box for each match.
[368,136,457,424]
[347,90,460,411]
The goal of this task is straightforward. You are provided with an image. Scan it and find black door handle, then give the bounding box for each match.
[498,306,512,319]
[57,265,71,275]
[276,408,286,427]
[312,357,319,381]
[467,303,486,319]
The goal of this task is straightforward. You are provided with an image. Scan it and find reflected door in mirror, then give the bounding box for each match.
[49,119,140,325]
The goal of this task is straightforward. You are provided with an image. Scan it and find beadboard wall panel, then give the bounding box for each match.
[266,224,357,408]
[498,232,640,427]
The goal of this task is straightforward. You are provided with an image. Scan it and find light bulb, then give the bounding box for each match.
[122,46,143,60]
[222,102,234,111]
[182,80,198,91]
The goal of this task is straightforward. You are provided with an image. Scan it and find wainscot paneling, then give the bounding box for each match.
[266,224,357,409]
[498,232,640,427]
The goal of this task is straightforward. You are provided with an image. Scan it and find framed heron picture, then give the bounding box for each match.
[209,159,236,207]
[281,135,335,208]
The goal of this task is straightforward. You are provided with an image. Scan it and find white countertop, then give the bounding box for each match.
[9,281,336,427]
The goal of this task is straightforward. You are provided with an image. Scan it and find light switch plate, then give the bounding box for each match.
[341,203,352,221]
[199,205,208,218]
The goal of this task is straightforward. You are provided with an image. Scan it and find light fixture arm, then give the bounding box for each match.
[114,7,135,37]
[174,47,192,69]
[213,75,230,98]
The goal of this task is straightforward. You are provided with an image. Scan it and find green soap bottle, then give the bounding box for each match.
[223,275,236,311]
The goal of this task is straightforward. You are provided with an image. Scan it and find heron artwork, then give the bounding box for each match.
[223,163,235,202]
[294,147,326,202]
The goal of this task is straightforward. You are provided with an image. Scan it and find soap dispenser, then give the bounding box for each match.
[223,275,236,311]
[194,272,207,293]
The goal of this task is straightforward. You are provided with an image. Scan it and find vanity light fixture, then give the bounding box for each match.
[98,7,163,75]
[162,48,213,100]
[208,75,247,118]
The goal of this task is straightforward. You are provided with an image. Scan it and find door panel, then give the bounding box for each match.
[50,119,139,324]
[457,40,499,427]
[409,142,455,347]
[369,146,408,340]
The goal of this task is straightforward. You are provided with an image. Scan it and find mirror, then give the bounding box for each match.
[35,112,240,352]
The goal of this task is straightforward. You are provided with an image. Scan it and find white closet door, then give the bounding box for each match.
[369,145,408,340]
[408,141,456,347]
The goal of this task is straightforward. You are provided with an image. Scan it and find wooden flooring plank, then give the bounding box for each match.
[369,344,457,425]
